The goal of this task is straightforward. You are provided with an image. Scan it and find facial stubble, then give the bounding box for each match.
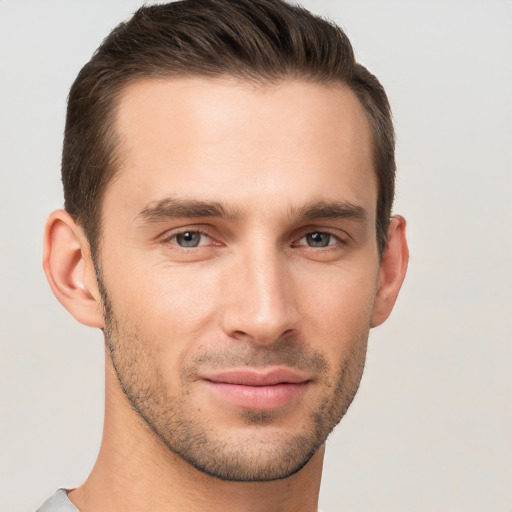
[101,287,368,482]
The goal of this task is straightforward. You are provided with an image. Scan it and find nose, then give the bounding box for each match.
[220,246,300,345]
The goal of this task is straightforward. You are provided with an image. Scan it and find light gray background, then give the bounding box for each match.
[0,1,511,511]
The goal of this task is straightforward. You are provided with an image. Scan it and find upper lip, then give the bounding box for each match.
[201,367,310,386]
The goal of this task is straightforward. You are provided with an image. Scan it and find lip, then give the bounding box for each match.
[200,368,311,410]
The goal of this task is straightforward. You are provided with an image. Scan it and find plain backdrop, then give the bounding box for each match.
[0,1,511,511]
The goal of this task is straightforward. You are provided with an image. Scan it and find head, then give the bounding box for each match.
[62,0,395,260]
[45,0,408,484]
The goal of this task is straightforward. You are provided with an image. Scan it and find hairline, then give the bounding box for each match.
[86,72,384,262]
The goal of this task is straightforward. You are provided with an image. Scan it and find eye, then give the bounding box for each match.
[298,231,339,248]
[170,231,210,248]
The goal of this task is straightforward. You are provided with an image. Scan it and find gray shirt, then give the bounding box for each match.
[36,488,326,511]
[35,490,77,512]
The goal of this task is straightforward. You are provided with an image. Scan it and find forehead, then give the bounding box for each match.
[108,77,376,221]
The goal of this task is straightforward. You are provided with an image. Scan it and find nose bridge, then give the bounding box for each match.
[222,241,299,344]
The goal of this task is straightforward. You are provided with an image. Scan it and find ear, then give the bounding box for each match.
[43,209,104,328]
[371,215,409,328]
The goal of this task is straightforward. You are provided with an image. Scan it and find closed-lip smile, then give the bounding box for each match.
[199,367,311,409]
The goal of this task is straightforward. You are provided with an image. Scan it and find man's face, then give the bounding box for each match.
[98,77,380,481]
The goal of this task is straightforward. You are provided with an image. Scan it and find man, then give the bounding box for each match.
[38,0,408,511]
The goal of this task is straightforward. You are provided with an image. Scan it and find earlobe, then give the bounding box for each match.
[371,215,409,328]
[43,209,104,328]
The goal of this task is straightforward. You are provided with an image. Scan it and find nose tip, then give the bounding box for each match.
[221,254,300,345]
[229,311,297,346]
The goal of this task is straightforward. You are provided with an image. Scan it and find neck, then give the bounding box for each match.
[68,351,324,512]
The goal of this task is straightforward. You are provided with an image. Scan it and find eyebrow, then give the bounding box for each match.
[296,200,368,221]
[135,198,240,223]
[135,197,368,224]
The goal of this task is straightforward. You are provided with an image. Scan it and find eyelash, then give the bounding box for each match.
[161,229,215,249]
[294,231,345,249]
[161,228,347,250]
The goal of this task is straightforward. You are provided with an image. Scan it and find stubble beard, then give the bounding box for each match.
[101,288,368,482]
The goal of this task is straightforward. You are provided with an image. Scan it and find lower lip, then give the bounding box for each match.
[203,381,309,410]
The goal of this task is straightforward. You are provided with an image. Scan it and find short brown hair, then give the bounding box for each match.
[62,0,395,256]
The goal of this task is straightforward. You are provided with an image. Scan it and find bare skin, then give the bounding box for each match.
[44,78,408,512]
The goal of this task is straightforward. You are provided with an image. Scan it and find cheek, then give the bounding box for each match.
[104,263,221,354]
[298,264,378,357]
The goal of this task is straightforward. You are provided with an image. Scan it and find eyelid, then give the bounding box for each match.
[159,226,219,247]
[156,224,350,249]
[298,233,336,247]
[292,227,349,247]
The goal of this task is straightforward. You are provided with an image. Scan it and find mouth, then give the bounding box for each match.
[200,368,311,410]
